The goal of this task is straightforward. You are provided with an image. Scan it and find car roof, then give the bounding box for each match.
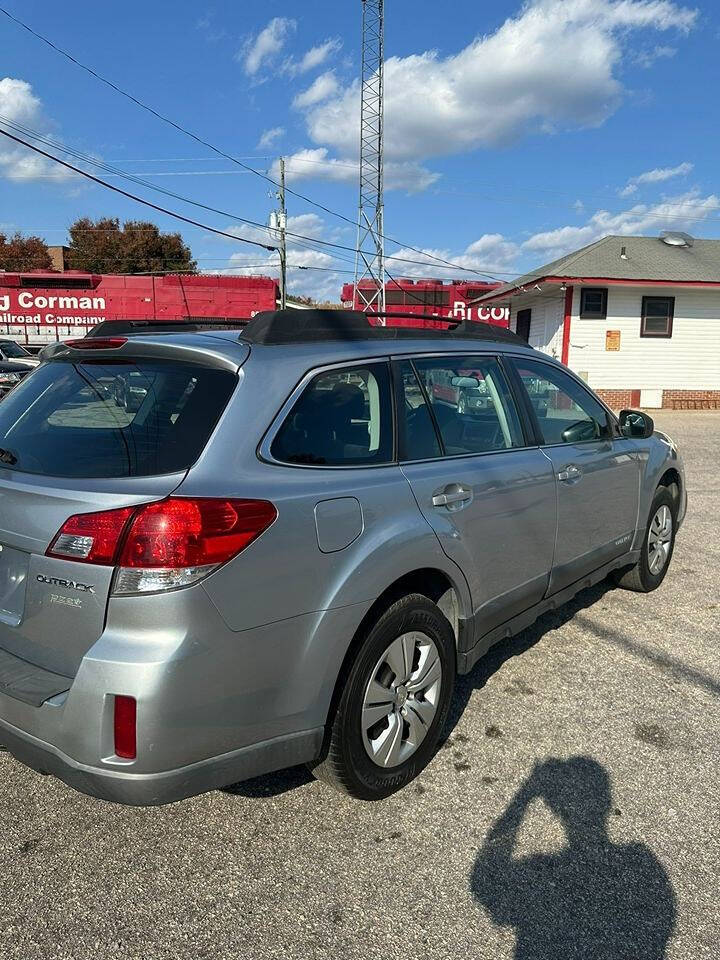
[65,310,552,376]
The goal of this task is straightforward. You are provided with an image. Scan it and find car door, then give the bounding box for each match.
[395,355,557,637]
[510,356,640,594]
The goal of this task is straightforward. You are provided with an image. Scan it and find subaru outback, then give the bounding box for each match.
[0,311,685,804]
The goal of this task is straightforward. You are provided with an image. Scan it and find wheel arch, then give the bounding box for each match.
[319,566,469,740]
[657,467,682,511]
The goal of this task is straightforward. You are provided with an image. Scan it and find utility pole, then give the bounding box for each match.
[354,0,385,318]
[278,156,287,310]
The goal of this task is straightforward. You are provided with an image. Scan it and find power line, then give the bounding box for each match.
[107,156,274,163]
[1,118,514,277]
[0,4,501,280]
[0,127,277,252]
[0,116,359,267]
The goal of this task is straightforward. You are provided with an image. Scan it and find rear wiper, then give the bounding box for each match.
[0,448,18,465]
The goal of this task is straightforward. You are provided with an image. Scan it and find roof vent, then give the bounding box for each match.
[660,231,694,248]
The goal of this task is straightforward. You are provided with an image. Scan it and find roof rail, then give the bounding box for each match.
[240,309,530,346]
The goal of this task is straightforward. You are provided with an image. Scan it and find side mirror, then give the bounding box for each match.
[619,409,654,439]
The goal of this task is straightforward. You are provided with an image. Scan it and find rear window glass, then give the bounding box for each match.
[0,359,236,478]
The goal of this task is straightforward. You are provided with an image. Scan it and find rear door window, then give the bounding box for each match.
[0,359,236,478]
[272,363,393,466]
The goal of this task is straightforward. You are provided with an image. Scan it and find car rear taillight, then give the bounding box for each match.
[114,695,137,759]
[47,507,136,563]
[46,498,277,594]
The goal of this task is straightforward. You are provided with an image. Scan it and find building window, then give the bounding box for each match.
[580,287,608,319]
[641,296,674,338]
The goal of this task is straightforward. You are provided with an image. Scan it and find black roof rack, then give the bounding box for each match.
[85,318,250,338]
[241,310,530,347]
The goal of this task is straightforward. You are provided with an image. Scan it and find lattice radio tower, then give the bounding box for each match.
[354,0,386,315]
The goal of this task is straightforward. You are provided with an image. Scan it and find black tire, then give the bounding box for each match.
[613,487,677,593]
[310,594,456,800]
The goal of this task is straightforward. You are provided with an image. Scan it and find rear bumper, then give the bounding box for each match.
[0,583,370,805]
[0,715,323,805]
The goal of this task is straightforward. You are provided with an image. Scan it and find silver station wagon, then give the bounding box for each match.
[0,311,686,804]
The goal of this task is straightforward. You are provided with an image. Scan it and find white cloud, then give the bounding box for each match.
[0,77,73,182]
[221,212,344,302]
[270,148,356,184]
[634,43,677,67]
[221,218,512,300]
[239,18,296,76]
[292,71,339,109]
[619,161,693,196]
[290,0,695,190]
[523,190,720,260]
[286,38,343,76]
[270,148,439,193]
[257,126,285,150]
[388,234,520,280]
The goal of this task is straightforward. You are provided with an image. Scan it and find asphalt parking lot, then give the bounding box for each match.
[0,410,717,960]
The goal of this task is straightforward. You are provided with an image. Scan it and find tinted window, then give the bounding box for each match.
[513,359,611,445]
[396,361,441,461]
[410,356,524,456]
[272,363,392,466]
[0,359,236,478]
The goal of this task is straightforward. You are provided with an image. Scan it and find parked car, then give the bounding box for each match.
[0,311,686,805]
[0,340,40,369]
[0,360,35,399]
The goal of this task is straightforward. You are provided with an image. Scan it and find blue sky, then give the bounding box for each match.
[1,0,719,299]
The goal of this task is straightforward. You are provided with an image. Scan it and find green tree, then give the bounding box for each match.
[66,218,197,274]
[0,232,52,271]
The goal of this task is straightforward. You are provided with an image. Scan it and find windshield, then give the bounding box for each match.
[0,358,236,478]
[0,342,31,358]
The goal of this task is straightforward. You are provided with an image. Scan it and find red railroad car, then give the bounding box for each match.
[340,278,510,327]
[0,273,279,347]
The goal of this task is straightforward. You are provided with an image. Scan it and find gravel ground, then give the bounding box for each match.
[0,410,717,960]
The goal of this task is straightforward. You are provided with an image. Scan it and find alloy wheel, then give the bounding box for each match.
[361,631,442,768]
[648,504,673,575]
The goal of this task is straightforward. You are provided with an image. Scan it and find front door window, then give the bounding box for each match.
[513,359,612,446]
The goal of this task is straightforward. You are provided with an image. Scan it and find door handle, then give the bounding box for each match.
[557,464,582,483]
[432,489,472,507]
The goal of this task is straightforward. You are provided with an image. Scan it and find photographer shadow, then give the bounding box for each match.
[470,756,676,960]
